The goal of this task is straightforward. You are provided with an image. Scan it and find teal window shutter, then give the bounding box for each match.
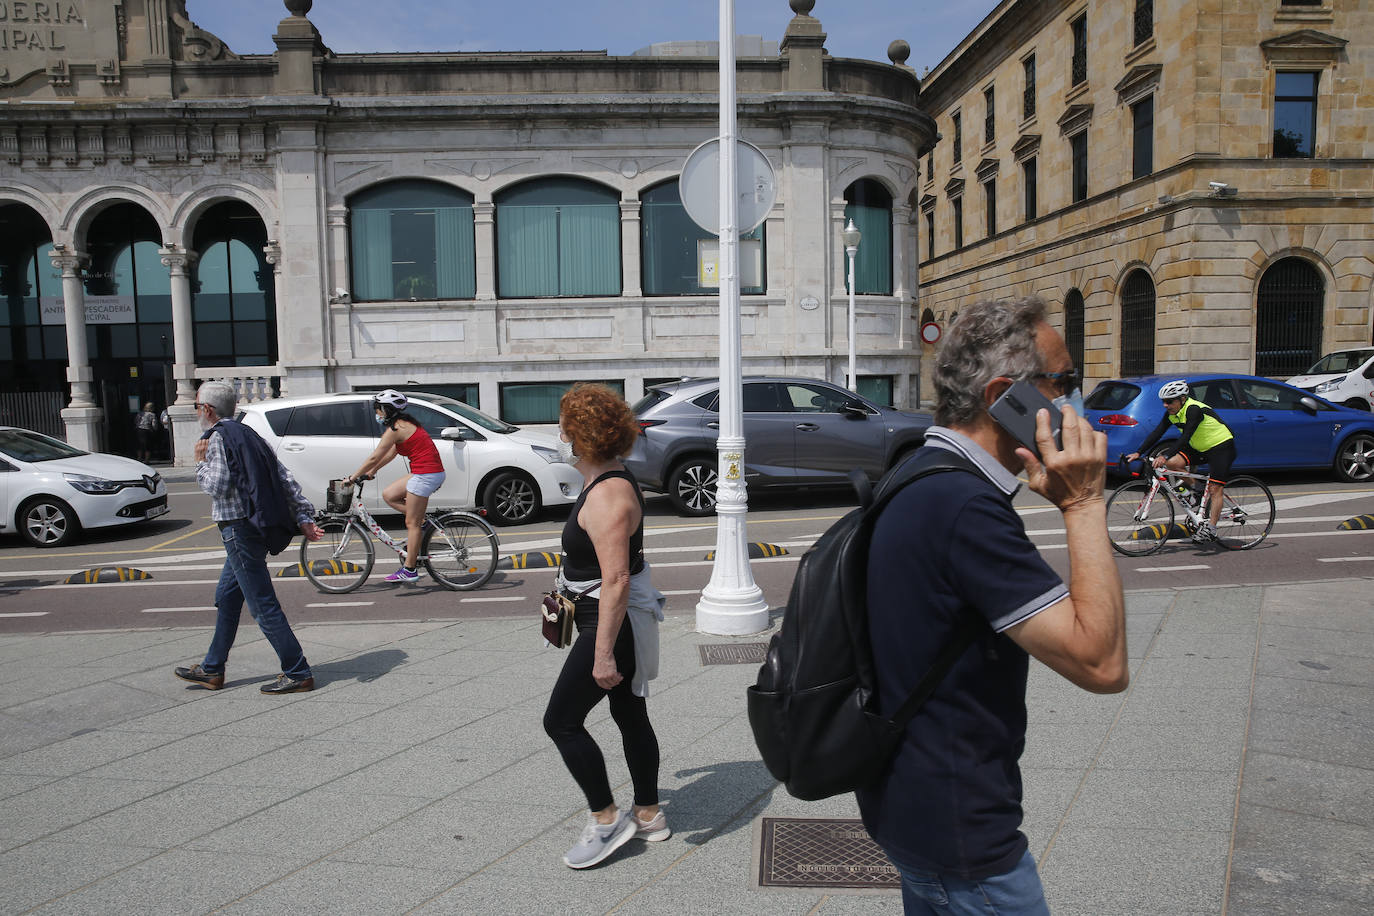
[351,209,393,301]
[844,202,892,295]
[497,205,558,297]
[435,206,476,299]
[559,204,621,296]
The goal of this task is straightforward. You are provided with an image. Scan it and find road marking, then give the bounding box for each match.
[661,589,701,596]
[1134,564,1211,572]
[306,601,375,607]
[1316,556,1374,563]
[143,523,220,551]
[0,611,48,618]
[142,606,216,614]
[459,596,527,603]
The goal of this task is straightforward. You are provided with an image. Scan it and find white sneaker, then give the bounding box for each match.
[562,812,635,869]
[1191,522,1218,544]
[633,809,671,842]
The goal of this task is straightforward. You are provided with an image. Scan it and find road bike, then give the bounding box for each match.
[1106,455,1275,556]
[299,477,499,593]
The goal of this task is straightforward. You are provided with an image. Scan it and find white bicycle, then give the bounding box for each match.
[300,477,499,593]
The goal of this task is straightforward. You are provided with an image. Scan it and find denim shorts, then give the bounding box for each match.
[406,472,446,497]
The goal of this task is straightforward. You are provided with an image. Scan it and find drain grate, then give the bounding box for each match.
[697,642,769,666]
[757,817,899,889]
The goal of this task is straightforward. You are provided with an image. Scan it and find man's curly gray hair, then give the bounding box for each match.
[933,296,1049,427]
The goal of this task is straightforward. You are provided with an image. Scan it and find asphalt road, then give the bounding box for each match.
[2,472,1372,635]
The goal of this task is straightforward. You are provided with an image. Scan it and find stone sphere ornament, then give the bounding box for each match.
[790,0,816,16]
[284,0,312,17]
[888,40,911,66]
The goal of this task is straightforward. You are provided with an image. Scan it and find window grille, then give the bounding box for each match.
[1133,0,1153,47]
[1023,158,1037,221]
[1132,96,1154,179]
[1071,15,1088,86]
[1023,56,1036,120]
[984,87,995,145]
[1255,258,1324,377]
[1064,288,1085,374]
[1120,270,1156,376]
[952,112,962,163]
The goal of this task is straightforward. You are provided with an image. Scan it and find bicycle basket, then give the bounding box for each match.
[325,479,354,514]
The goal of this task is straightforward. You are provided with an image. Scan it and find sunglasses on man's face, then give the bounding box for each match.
[1030,369,1082,396]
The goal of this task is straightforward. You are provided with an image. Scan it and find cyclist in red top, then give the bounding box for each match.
[345,390,446,585]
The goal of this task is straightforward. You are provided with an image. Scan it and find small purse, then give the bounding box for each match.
[540,582,599,648]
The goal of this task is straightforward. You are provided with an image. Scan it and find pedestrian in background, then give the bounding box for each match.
[134,402,157,462]
[860,297,1127,914]
[544,383,668,870]
[174,380,323,695]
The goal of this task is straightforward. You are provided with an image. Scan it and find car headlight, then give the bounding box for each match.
[64,473,122,494]
[531,444,561,464]
[1314,376,1345,393]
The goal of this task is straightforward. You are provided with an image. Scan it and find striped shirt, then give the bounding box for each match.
[197,427,315,525]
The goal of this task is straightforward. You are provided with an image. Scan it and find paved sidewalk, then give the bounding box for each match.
[1,579,1370,915]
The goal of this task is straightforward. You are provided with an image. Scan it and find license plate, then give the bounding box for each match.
[145,504,170,519]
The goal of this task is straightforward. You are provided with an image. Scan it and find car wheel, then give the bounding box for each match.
[1333,432,1374,483]
[666,457,717,516]
[1343,398,1371,412]
[482,470,541,525]
[18,496,79,548]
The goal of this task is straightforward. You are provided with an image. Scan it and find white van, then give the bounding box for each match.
[237,392,581,525]
[1286,347,1374,412]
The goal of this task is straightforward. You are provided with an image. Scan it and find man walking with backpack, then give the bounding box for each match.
[860,297,1127,913]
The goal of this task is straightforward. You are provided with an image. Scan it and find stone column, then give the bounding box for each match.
[619,199,642,298]
[160,246,200,466]
[263,240,289,398]
[49,246,103,450]
[890,202,913,347]
[473,199,496,301]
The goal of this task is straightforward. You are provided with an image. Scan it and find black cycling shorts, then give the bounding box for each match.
[1179,439,1236,484]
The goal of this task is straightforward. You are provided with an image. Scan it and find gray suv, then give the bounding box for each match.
[625,376,935,515]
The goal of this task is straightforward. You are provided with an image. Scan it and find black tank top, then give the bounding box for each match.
[561,468,646,582]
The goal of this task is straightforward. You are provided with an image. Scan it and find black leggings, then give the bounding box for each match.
[543,602,660,812]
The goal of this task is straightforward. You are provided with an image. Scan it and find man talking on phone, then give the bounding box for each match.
[859,297,1127,914]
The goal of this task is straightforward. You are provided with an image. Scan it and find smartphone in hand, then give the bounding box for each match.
[988,380,1064,458]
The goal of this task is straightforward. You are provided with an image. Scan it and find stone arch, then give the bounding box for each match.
[63,186,173,248]
[171,184,279,246]
[1253,253,1327,377]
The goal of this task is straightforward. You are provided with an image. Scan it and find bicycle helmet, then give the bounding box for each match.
[1158,379,1190,401]
[372,389,408,415]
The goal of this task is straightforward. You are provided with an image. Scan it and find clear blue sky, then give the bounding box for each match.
[188,1,1001,77]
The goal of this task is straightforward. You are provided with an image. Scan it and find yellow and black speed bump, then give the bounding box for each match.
[498,551,563,570]
[1126,524,1191,542]
[276,560,365,577]
[705,542,789,560]
[1337,514,1374,531]
[64,567,151,584]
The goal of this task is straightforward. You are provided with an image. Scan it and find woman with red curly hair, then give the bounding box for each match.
[544,383,668,870]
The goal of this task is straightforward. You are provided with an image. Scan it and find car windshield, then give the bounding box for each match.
[1306,350,1374,374]
[1084,382,1142,411]
[0,429,88,462]
[411,394,516,433]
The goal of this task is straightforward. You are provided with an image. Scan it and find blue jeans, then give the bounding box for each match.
[888,849,1049,916]
[203,521,311,679]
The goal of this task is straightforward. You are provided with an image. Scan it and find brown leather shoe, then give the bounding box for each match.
[260,674,314,694]
[174,664,225,690]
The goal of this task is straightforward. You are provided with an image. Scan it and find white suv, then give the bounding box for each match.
[1287,347,1374,412]
[237,392,581,525]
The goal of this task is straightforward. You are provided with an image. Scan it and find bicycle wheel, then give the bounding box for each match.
[300,517,375,593]
[422,513,499,590]
[1214,476,1275,550]
[1106,480,1175,557]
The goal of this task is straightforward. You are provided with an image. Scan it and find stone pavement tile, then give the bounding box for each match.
[220,859,458,916]
[812,893,905,914]
[1239,751,1374,828]
[454,747,584,809]
[22,846,309,916]
[1145,631,1260,659]
[1261,619,1374,659]
[4,681,180,736]
[328,734,525,800]
[645,713,737,757]
[1244,707,1374,771]
[656,755,779,827]
[0,776,178,848]
[0,839,158,914]
[1228,805,1374,915]
[0,712,66,758]
[388,623,490,651]
[1128,654,1257,690]
[1109,684,1251,724]
[410,872,628,916]
[82,733,291,783]
[311,698,495,745]
[0,771,56,801]
[1250,672,1374,726]
[188,787,431,860]
[81,634,216,672]
[306,645,443,679]
[1023,674,1124,724]
[1020,767,1087,853]
[0,727,180,778]
[398,648,545,684]
[294,620,448,652]
[465,814,672,894]
[198,737,409,791]
[205,698,391,741]
[1040,828,1229,915]
[325,797,550,873]
[111,694,271,734]
[1057,769,1239,833]
[418,672,559,709]
[1261,580,1374,632]
[427,709,551,759]
[300,669,454,706]
[50,781,299,847]
[1256,642,1374,687]
[1093,720,1248,771]
[1020,722,1114,770]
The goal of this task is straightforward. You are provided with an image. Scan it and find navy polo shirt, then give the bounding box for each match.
[856,428,1066,879]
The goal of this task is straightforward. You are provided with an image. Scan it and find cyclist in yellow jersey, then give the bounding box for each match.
[1125,379,1236,543]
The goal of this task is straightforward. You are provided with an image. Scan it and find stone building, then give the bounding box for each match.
[0,0,933,463]
[916,0,1373,398]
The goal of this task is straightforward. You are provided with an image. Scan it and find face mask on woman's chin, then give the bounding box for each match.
[556,439,580,466]
[1052,387,1085,418]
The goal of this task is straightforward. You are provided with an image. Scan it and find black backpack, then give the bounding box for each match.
[745,448,983,800]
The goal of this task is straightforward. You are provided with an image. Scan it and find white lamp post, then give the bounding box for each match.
[843,218,862,391]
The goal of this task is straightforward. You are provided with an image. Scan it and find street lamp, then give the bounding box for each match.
[843,218,862,391]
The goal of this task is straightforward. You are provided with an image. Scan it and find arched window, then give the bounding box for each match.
[1120,270,1155,376]
[0,204,59,379]
[496,178,620,298]
[640,179,764,296]
[193,201,276,368]
[348,179,475,302]
[1255,257,1324,377]
[843,179,893,295]
[1064,288,1085,373]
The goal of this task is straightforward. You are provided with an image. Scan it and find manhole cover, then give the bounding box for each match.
[697,642,768,666]
[757,817,898,889]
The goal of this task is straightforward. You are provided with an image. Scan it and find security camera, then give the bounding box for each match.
[334,288,349,299]
[1209,181,1228,191]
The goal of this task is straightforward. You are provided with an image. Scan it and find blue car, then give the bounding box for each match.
[1083,373,1374,483]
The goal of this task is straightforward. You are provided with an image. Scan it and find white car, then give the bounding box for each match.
[1287,347,1374,412]
[0,427,169,548]
[237,392,581,525]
